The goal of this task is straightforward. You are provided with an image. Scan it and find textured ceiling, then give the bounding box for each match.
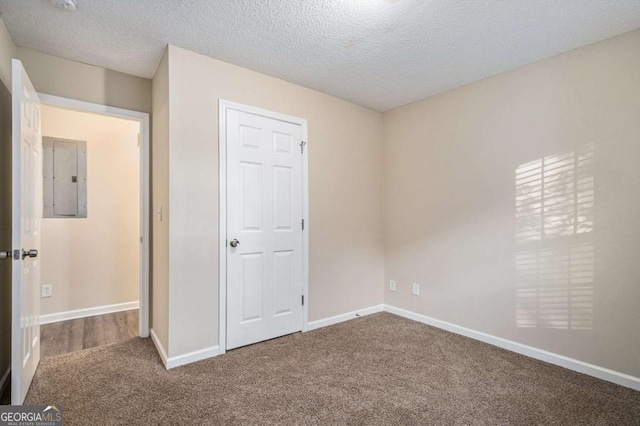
[1,0,640,111]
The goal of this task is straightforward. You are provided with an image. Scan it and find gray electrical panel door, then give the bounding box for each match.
[43,137,87,218]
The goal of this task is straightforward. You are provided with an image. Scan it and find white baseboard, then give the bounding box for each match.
[0,367,9,397]
[149,328,220,370]
[306,304,384,331]
[152,304,385,369]
[40,301,139,325]
[384,305,640,392]
[150,328,169,367]
[154,303,639,391]
[165,345,221,369]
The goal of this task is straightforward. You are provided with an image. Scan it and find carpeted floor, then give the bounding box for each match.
[25,313,640,425]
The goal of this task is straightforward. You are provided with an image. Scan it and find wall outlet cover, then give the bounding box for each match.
[389,280,396,292]
[41,284,53,298]
[412,282,420,296]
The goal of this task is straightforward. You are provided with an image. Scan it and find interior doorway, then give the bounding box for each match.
[37,95,150,355]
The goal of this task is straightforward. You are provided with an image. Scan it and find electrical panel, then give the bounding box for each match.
[43,137,87,218]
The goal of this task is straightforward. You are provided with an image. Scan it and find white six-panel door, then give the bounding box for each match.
[226,107,304,350]
[12,59,42,404]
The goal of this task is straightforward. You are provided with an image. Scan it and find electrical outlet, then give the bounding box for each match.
[41,284,53,298]
[412,282,420,296]
[389,280,396,292]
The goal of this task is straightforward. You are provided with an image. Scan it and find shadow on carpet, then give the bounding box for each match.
[26,313,640,425]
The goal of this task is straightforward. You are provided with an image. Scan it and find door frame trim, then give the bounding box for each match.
[218,99,309,355]
[37,93,151,338]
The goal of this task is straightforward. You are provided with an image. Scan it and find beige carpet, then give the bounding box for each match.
[25,313,640,425]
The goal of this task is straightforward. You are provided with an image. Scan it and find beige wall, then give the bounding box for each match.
[0,16,14,384]
[383,29,640,378]
[151,51,170,351]
[162,45,384,357]
[16,48,152,113]
[40,105,140,315]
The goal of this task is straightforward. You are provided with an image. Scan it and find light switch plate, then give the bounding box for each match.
[389,280,396,292]
[412,282,420,296]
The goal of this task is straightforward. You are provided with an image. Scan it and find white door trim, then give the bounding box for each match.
[37,93,151,338]
[218,99,309,354]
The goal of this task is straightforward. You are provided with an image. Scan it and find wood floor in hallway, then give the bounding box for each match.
[40,309,139,358]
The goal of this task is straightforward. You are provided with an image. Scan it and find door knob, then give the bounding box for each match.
[230,239,240,248]
[22,249,38,260]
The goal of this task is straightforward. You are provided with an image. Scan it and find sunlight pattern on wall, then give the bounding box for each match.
[515,144,595,330]
[516,144,594,241]
[515,243,594,329]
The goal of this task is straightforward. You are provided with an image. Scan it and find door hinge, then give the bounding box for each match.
[13,249,20,260]
[302,218,305,230]
[302,295,304,306]
[300,141,307,154]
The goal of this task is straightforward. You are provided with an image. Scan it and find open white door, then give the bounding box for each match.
[11,59,42,405]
